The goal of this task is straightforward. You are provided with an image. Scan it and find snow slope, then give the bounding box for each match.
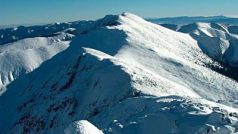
[91,96,238,134]
[0,33,73,94]
[1,13,238,134]
[65,120,103,134]
[162,22,238,67]
[159,22,238,82]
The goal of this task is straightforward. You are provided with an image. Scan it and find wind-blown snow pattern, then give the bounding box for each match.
[1,13,238,134]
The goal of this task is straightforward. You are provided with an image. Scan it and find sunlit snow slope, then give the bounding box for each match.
[0,33,73,94]
[159,22,238,82]
[178,23,238,66]
[1,13,238,134]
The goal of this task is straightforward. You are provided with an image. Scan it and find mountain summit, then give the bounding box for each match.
[1,13,238,134]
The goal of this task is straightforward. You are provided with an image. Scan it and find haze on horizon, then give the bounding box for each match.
[0,0,237,25]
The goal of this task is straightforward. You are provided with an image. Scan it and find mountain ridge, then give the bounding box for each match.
[147,15,238,25]
[1,13,238,134]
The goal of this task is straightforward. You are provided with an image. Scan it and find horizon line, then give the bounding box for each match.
[1,14,238,27]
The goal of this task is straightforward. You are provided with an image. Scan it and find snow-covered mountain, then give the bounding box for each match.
[147,16,238,25]
[179,23,238,65]
[159,22,238,81]
[0,32,74,94]
[0,21,94,45]
[1,13,238,134]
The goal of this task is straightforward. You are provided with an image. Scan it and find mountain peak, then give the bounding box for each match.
[93,12,147,28]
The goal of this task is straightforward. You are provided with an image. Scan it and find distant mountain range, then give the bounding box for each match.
[146,16,238,25]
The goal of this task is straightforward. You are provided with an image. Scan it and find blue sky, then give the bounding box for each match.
[0,0,237,25]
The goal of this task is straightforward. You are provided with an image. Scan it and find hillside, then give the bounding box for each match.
[0,32,74,94]
[160,22,238,81]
